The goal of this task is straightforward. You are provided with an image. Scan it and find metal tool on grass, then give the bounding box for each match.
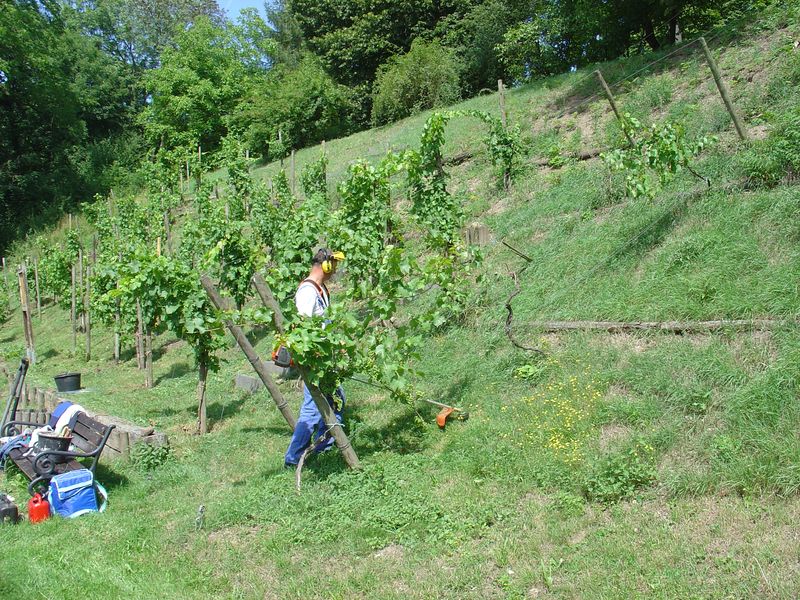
[421,398,469,428]
[349,375,468,427]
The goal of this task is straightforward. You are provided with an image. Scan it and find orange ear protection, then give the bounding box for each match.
[321,250,345,274]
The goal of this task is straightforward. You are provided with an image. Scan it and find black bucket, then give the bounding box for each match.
[54,372,81,392]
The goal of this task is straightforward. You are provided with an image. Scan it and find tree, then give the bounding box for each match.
[234,53,355,159]
[68,0,225,72]
[371,39,462,125]
[140,16,248,159]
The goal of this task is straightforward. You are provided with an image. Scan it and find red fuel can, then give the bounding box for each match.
[27,493,50,524]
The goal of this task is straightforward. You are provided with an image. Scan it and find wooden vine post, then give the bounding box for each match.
[77,249,84,331]
[144,322,153,388]
[17,265,35,364]
[498,79,511,192]
[135,299,145,370]
[290,149,296,195]
[699,37,749,141]
[71,264,77,354]
[163,211,171,255]
[250,273,361,470]
[595,70,634,145]
[200,275,297,431]
[84,264,91,362]
[197,361,208,435]
[32,257,41,319]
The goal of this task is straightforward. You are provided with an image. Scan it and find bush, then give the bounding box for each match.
[371,39,462,126]
[236,54,356,160]
[130,442,171,471]
[740,107,800,187]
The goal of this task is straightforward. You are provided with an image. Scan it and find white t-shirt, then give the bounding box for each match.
[295,280,329,317]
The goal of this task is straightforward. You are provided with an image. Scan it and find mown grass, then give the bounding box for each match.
[2,4,800,598]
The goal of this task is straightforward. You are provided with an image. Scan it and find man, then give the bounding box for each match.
[284,248,346,467]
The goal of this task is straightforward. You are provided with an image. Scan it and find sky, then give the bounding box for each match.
[219,0,266,20]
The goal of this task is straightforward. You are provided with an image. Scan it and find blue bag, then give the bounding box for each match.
[48,469,107,518]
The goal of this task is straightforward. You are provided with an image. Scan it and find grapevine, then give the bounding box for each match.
[602,114,717,199]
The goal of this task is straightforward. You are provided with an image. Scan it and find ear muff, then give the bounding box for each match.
[320,250,345,274]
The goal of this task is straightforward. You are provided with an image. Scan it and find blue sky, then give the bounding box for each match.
[219,0,266,20]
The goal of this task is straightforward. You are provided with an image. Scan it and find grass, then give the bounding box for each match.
[2,4,800,598]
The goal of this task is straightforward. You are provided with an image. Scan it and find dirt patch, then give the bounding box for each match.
[568,529,588,546]
[374,543,404,560]
[487,195,511,215]
[528,584,548,597]
[598,424,631,451]
[530,229,549,244]
[593,332,654,354]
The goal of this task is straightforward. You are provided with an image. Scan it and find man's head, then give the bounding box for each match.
[311,248,345,280]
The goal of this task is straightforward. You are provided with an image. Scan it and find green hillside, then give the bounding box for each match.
[2,5,800,598]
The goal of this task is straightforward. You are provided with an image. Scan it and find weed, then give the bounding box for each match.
[584,438,656,503]
[130,442,172,471]
[551,490,585,516]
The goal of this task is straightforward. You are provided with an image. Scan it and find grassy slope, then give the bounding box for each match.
[2,6,800,598]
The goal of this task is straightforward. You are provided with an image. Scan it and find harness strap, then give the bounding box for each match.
[299,278,330,308]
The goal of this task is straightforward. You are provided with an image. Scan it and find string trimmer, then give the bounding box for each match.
[349,375,469,428]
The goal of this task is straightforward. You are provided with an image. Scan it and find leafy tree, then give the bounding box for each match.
[371,39,462,126]
[140,16,248,160]
[234,53,354,159]
[69,0,225,72]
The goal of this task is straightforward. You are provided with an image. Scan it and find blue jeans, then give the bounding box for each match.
[284,385,345,466]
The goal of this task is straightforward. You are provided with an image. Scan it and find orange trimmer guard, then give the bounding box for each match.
[436,406,455,428]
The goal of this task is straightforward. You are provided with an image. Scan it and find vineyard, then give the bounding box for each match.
[2,3,800,598]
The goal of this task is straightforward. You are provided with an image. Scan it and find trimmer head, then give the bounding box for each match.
[436,407,469,428]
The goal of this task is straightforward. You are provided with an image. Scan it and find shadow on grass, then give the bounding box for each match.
[207,395,249,431]
[95,462,129,491]
[155,361,193,385]
[600,192,692,271]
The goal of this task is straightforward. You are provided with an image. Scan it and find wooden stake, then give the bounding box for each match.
[200,275,296,431]
[498,79,507,128]
[526,319,790,333]
[33,257,41,319]
[71,264,77,354]
[498,79,512,191]
[163,211,171,254]
[249,273,361,469]
[114,308,121,364]
[595,70,634,145]
[290,149,296,195]
[84,264,91,362]
[699,37,749,141]
[197,361,208,434]
[77,249,84,331]
[17,265,35,364]
[136,300,145,370]
[145,328,153,389]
